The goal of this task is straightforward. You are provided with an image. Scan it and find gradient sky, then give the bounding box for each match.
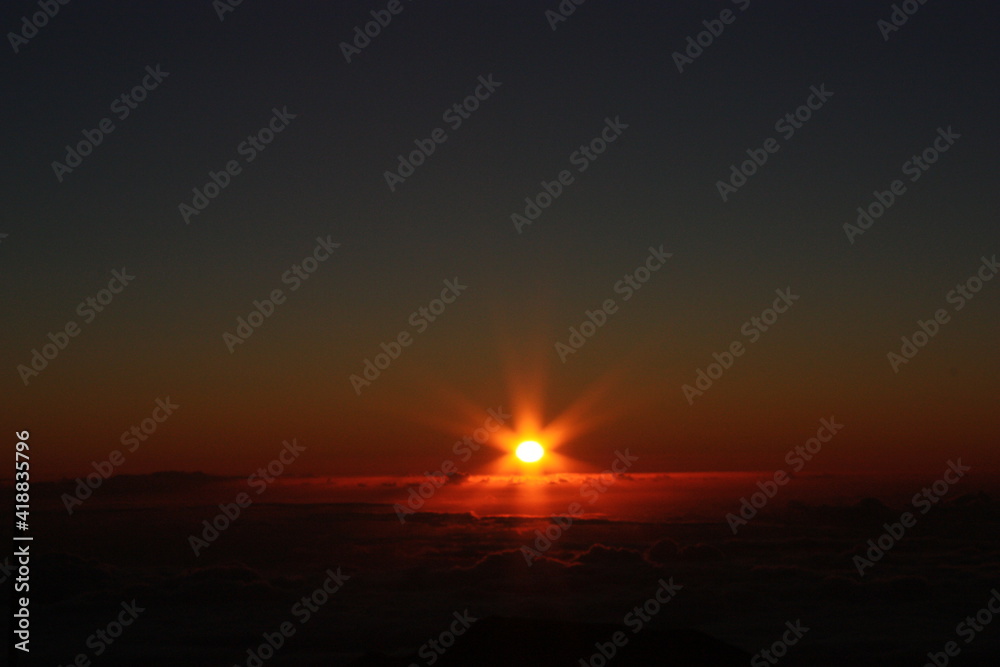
[3,0,998,480]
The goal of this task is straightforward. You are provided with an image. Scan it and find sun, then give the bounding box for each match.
[515,440,544,463]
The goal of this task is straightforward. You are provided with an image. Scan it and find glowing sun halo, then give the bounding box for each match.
[515,440,544,463]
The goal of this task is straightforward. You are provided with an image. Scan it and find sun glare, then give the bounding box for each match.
[515,440,544,463]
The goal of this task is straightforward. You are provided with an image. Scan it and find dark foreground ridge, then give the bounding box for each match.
[348,616,750,666]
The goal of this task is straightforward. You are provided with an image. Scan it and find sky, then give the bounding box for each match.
[2,0,998,481]
[5,3,1000,666]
